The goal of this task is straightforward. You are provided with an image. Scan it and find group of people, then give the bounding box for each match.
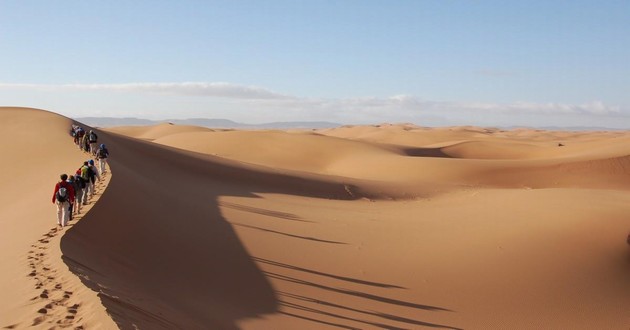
[70,124,110,175]
[53,126,111,228]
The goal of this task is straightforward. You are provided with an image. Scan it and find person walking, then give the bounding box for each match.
[66,175,76,221]
[52,174,75,228]
[96,143,109,174]
[88,130,98,156]
[73,171,85,214]
[70,125,77,144]
[81,131,90,153]
[76,126,86,150]
[87,160,101,198]
[79,162,91,204]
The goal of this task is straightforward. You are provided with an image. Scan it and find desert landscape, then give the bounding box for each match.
[1,106,629,329]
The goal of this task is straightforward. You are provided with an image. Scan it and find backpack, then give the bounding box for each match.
[89,132,97,142]
[97,148,108,158]
[75,175,86,189]
[80,166,90,181]
[76,128,85,137]
[56,186,68,203]
[87,166,96,180]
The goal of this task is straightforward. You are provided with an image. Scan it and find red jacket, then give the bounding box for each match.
[52,181,75,204]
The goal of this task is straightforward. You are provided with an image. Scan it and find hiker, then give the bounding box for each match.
[71,126,79,145]
[79,162,91,204]
[66,175,76,221]
[52,174,75,228]
[96,144,109,174]
[87,160,101,198]
[88,130,98,156]
[70,125,77,141]
[75,126,86,149]
[71,173,84,214]
[81,131,90,153]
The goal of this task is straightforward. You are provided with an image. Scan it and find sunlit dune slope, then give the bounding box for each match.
[0,107,79,321]
[0,107,115,328]
[152,130,399,173]
[105,122,214,141]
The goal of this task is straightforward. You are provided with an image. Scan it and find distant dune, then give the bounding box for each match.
[3,107,630,329]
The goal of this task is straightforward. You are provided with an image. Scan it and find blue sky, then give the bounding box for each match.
[1,1,629,127]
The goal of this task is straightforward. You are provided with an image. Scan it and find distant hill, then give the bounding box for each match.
[506,125,628,132]
[74,117,341,129]
[73,117,627,131]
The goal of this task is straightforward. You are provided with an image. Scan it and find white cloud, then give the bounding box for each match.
[0,82,290,100]
[0,82,625,126]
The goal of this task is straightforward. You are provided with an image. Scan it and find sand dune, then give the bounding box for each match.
[3,107,630,329]
[151,130,399,174]
[105,122,214,141]
[111,123,630,191]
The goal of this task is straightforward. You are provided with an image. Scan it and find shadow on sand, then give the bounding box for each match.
[60,129,459,329]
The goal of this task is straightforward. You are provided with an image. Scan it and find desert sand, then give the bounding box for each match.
[1,107,629,329]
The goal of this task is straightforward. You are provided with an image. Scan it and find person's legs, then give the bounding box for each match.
[56,202,64,226]
[75,188,83,212]
[61,201,70,227]
[100,158,107,174]
[82,184,89,204]
[89,180,95,197]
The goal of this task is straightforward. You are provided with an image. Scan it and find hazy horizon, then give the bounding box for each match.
[71,114,629,131]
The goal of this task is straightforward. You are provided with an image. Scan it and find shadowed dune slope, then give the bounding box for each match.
[60,129,399,328]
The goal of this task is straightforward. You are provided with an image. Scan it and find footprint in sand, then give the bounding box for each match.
[28,234,82,328]
[25,160,110,328]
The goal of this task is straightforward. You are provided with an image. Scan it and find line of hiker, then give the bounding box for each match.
[53,126,110,228]
[70,124,110,174]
